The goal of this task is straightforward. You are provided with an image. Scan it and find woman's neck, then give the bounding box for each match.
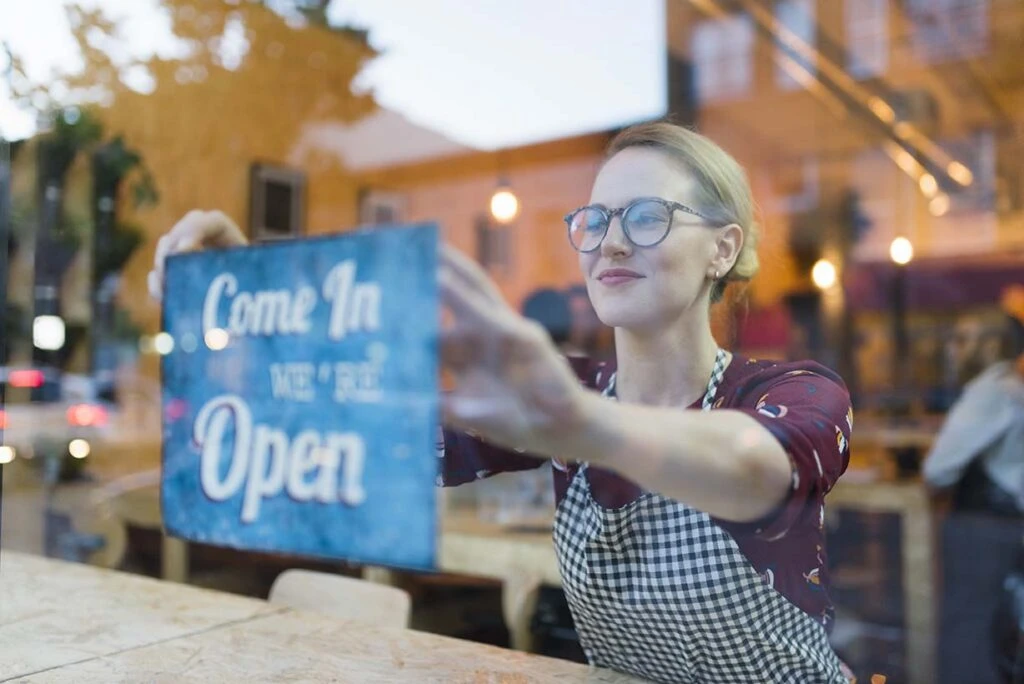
[613,312,722,408]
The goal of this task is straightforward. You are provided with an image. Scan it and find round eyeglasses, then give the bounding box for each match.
[563,197,715,253]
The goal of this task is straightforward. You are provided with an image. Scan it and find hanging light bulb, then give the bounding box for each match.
[890,237,914,266]
[811,259,837,290]
[918,173,938,197]
[490,182,519,224]
[929,193,951,217]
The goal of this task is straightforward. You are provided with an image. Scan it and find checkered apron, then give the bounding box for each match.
[552,349,846,683]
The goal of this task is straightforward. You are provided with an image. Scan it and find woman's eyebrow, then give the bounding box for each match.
[587,197,658,210]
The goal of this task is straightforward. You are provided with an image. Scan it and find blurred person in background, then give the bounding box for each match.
[564,283,613,361]
[924,287,1024,684]
[151,121,853,683]
[947,315,1007,392]
[521,288,579,355]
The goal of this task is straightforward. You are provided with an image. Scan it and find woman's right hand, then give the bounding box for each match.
[148,210,248,301]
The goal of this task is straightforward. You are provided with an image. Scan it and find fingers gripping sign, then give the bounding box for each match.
[149,210,248,301]
[438,246,585,454]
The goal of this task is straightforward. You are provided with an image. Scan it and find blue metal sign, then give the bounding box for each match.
[161,224,439,570]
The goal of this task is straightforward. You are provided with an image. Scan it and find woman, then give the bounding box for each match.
[150,121,851,683]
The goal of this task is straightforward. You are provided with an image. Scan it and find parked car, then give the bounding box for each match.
[0,366,111,477]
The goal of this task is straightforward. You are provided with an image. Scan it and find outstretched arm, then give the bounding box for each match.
[439,246,848,524]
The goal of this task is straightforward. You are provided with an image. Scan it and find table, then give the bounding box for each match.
[86,475,939,679]
[100,483,561,652]
[438,510,559,652]
[827,480,935,684]
[0,551,644,683]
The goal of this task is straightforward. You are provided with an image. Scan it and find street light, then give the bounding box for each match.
[153,332,175,355]
[33,315,66,351]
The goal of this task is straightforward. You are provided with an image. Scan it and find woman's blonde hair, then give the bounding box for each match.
[606,121,760,303]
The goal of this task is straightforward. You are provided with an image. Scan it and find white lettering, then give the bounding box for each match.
[195,394,250,501]
[332,360,384,403]
[253,290,292,335]
[200,261,379,341]
[241,425,289,523]
[332,344,387,404]
[201,274,317,337]
[323,261,382,340]
[286,430,321,501]
[269,363,316,402]
[291,286,317,333]
[330,433,367,505]
[312,447,340,504]
[228,292,253,333]
[192,395,368,523]
[202,273,238,336]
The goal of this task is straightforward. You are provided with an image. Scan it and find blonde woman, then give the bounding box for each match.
[151,122,852,683]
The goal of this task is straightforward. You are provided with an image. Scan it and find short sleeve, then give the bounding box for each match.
[437,355,600,488]
[729,363,852,541]
[437,426,544,487]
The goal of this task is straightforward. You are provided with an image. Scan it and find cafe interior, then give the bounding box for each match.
[2,1,1023,682]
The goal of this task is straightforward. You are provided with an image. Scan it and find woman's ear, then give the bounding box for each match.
[712,223,744,276]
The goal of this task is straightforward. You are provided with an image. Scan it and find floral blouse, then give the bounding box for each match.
[440,354,853,629]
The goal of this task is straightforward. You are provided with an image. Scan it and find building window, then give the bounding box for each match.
[774,0,816,91]
[693,14,755,103]
[475,216,512,276]
[907,0,989,63]
[249,163,305,242]
[358,189,406,227]
[846,0,889,79]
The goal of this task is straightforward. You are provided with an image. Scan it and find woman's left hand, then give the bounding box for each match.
[440,246,585,454]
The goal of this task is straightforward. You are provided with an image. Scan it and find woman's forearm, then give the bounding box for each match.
[542,391,792,522]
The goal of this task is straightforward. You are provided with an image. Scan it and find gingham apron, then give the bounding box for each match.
[552,349,846,683]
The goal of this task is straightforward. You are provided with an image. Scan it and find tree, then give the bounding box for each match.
[5,1,377,158]
[4,106,157,374]
[3,1,378,363]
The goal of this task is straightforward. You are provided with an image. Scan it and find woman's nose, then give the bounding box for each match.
[600,215,632,258]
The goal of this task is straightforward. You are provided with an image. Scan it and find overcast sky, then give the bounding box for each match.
[0,0,667,149]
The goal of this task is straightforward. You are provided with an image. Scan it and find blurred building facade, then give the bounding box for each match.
[6,0,1022,414]
[667,0,1024,407]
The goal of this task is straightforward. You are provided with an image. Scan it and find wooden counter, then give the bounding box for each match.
[0,551,644,683]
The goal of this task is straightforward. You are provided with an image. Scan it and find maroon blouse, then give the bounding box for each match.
[440,354,853,630]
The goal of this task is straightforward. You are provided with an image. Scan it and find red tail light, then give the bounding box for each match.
[0,410,6,430]
[9,370,45,388]
[67,404,108,427]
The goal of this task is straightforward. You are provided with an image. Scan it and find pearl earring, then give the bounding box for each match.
[713,270,720,280]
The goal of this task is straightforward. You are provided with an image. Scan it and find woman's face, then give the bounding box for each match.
[578,147,734,333]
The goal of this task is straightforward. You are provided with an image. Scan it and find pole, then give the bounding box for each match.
[33,139,62,375]
[90,147,117,394]
[0,134,11,549]
[892,264,909,410]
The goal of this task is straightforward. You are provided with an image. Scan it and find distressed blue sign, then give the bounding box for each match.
[161,224,439,570]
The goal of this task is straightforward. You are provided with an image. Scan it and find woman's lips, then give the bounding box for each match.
[597,269,644,286]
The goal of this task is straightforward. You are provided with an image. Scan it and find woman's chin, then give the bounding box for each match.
[593,304,657,332]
